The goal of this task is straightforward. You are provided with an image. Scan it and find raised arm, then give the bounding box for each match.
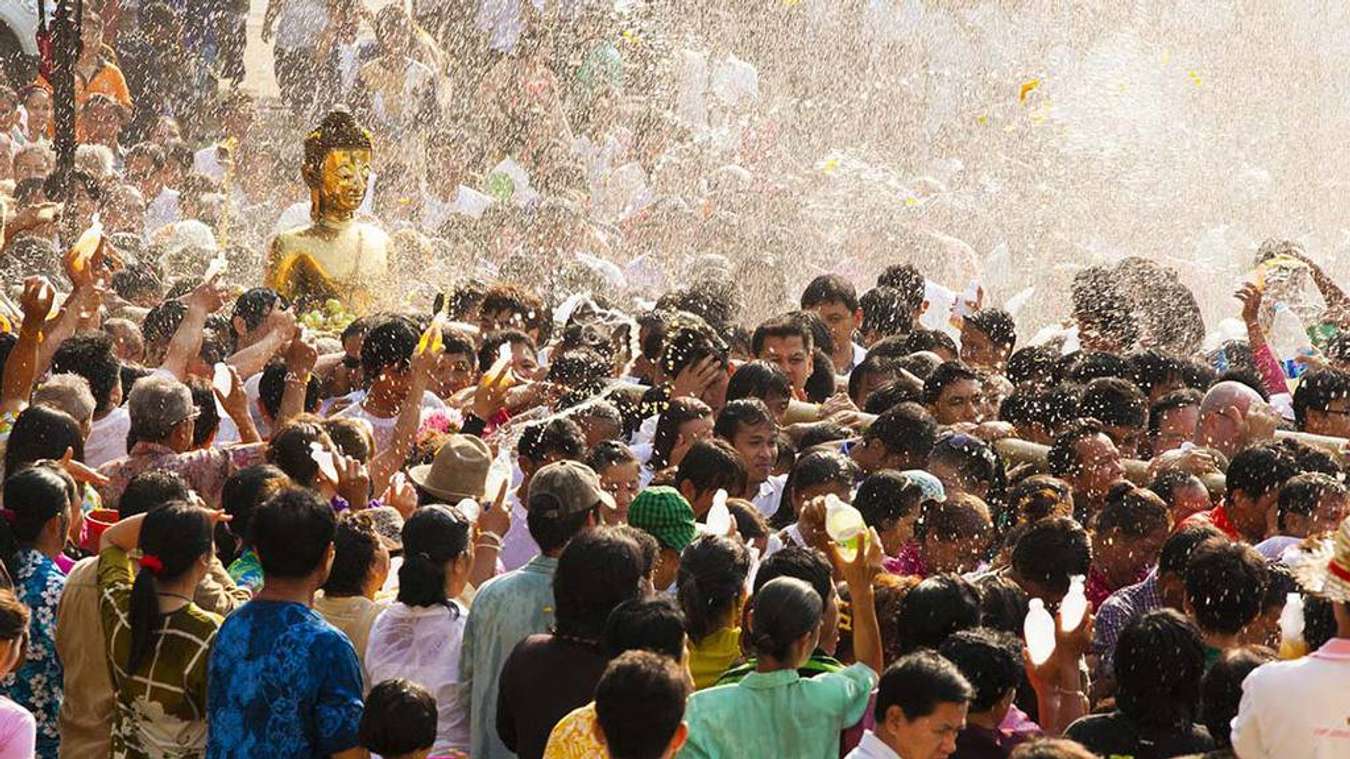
[368,346,436,495]
[159,276,225,380]
[0,277,56,417]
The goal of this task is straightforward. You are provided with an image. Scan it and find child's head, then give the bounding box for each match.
[1149,468,1213,523]
[586,440,641,523]
[917,494,993,575]
[853,469,927,556]
[0,588,29,680]
[595,651,692,759]
[359,679,437,759]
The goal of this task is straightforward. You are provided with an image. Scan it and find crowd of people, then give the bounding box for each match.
[0,1,1346,758]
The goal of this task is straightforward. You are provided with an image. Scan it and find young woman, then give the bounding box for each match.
[0,464,78,758]
[364,504,474,756]
[314,513,390,677]
[0,588,35,758]
[678,535,750,689]
[648,397,713,478]
[221,465,290,595]
[98,501,225,756]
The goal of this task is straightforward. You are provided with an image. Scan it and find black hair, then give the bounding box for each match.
[140,299,187,351]
[1060,351,1130,384]
[250,487,337,579]
[1114,609,1206,729]
[321,417,373,463]
[1225,443,1297,503]
[1292,368,1350,429]
[128,502,212,673]
[3,405,84,477]
[964,309,1017,350]
[1158,524,1226,577]
[726,361,793,406]
[650,397,712,471]
[1127,349,1184,399]
[1011,517,1092,597]
[677,535,750,644]
[877,263,926,310]
[518,417,586,465]
[847,354,902,406]
[220,464,288,553]
[974,573,1029,634]
[553,527,645,642]
[1078,376,1148,429]
[713,398,775,442]
[896,573,982,654]
[903,329,958,358]
[119,469,191,520]
[1005,346,1060,387]
[1184,540,1268,635]
[674,439,748,499]
[876,649,974,722]
[322,515,383,598]
[399,504,471,608]
[753,546,834,606]
[187,378,221,447]
[854,470,924,530]
[928,432,1005,501]
[586,440,638,474]
[750,313,813,357]
[1200,646,1276,749]
[801,273,859,311]
[937,627,1022,712]
[1006,474,1072,524]
[862,377,925,415]
[749,576,823,661]
[923,361,980,406]
[602,596,687,660]
[797,423,852,451]
[50,331,121,413]
[1148,388,1203,438]
[547,348,611,388]
[866,402,937,461]
[230,288,283,334]
[659,315,729,379]
[595,651,691,759]
[0,464,75,581]
[804,349,837,403]
[1148,468,1204,511]
[361,315,419,378]
[1097,485,1170,537]
[1278,472,1346,533]
[861,286,914,338]
[1046,418,1110,479]
[359,679,438,756]
[266,417,333,488]
[257,359,321,420]
[110,265,163,303]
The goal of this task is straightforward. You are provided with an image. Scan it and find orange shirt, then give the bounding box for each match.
[36,57,133,110]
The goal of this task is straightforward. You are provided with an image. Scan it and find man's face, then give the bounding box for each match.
[1153,404,1198,454]
[811,301,859,357]
[435,351,477,395]
[1101,422,1143,459]
[757,335,811,394]
[24,90,52,131]
[1305,396,1350,438]
[730,420,777,486]
[0,97,17,132]
[13,150,49,183]
[887,701,968,759]
[1072,433,1126,500]
[1231,487,1279,542]
[960,326,1008,371]
[932,378,982,425]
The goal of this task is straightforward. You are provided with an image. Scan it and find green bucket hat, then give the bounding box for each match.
[628,486,697,553]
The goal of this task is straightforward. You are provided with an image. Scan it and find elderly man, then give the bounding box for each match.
[1194,380,1278,459]
[95,374,264,509]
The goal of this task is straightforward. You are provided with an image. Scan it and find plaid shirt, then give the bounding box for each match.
[96,442,266,510]
[1090,570,1163,676]
[98,547,222,758]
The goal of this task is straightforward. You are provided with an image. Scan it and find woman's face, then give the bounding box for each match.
[878,509,921,556]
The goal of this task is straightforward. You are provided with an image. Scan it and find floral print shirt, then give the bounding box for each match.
[0,549,66,758]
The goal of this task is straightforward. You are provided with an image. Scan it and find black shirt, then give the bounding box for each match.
[1065,711,1214,759]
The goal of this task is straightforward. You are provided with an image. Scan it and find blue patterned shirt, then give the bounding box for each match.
[206,600,364,758]
[0,548,66,759]
[1091,570,1163,677]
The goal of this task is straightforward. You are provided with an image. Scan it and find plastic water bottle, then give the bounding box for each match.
[1268,303,1318,378]
[1025,598,1056,666]
[1060,575,1088,633]
[824,494,866,562]
[1277,591,1305,659]
[704,489,732,536]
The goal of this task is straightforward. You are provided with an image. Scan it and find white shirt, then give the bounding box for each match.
[1231,637,1350,759]
[419,185,495,233]
[85,407,131,467]
[332,390,446,452]
[498,491,540,573]
[364,601,470,755]
[846,731,902,759]
[144,187,180,234]
[751,474,788,519]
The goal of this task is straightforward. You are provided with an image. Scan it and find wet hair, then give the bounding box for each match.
[1113,609,1206,729]
[974,573,1030,634]
[1078,377,1148,429]
[187,379,221,447]
[938,627,1022,712]
[1096,484,1170,537]
[1148,389,1203,438]
[876,649,974,721]
[1157,524,1226,577]
[361,315,419,378]
[859,286,913,340]
[1060,351,1130,384]
[602,596,687,660]
[1005,346,1060,387]
[896,573,982,654]
[923,361,980,405]
[877,263,926,311]
[0,464,75,581]
[1293,368,1350,429]
[903,329,958,358]
[751,314,813,357]
[1278,472,1346,533]
[220,464,289,551]
[865,402,938,462]
[801,273,859,311]
[110,265,163,304]
[1046,419,1111,479]
[749,576,823,661]
[250,487,337,579]
[1011,517,1092,597]
[477,329,536,373]
[650,397,712,471]
[714,398,775,441]
[848,354,902,406]
[230,288,283,334]
[119,469,191,520]
[854,470,924,530]
[267,417,334,488]
[928,433,1005,501]
[322,514,383,598]
[1127,349,1184,398]
[359,679,437,757]
[50,331,121,413]
[753,546,834,607]
[518,417,586,465]
[553,527,645,641]
[595,651,691,759]
[804,349,837,403]
[1148,469,1205,512]
[779,450,859,527]
[862,377,925,415]
[322,417,374,463]
[254,360,317,422]
[726,361,793,406]
[1184,539,1268,635]
[1225,443,1298,503]
[586,440,638,475]
[1199,646,1276,749]
[3,405,84,477]
[964,309,1016,351]
[674,439,747,499]
[797,423,852,450]
[399,504,471,608]
[1006,475,1072,524]
[677,535,750,644]
[128,503,212,673]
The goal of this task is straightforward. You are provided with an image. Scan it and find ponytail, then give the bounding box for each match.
[676,535,750,643]
[749,577,823,663]
[396,504,470,609]
[127,502,211,673]
[0,464,75,581]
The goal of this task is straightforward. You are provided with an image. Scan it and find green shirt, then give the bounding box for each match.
[714,651,843,686]
[680,662,876,759]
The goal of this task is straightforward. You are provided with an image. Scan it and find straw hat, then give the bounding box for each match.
[1286,516,1350,604]
[408,434,492,503]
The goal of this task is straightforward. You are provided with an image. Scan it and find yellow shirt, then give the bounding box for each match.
[542,702,604,759]
[689,626,743,691]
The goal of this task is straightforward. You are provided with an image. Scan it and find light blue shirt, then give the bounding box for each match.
[846,731,903,759]
[460,554,558,759]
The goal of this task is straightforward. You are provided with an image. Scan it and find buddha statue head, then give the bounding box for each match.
[302,110,374,222]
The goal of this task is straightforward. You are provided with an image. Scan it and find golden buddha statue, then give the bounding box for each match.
[266,110,390,314]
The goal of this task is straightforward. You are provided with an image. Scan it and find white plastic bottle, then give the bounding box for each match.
[1268,302,1318,378]
[1277,591,1305,658]
[824,494,866,562]
[1025,598,1056,667]
[704,489,732,536]
[1060,575,1088,633]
